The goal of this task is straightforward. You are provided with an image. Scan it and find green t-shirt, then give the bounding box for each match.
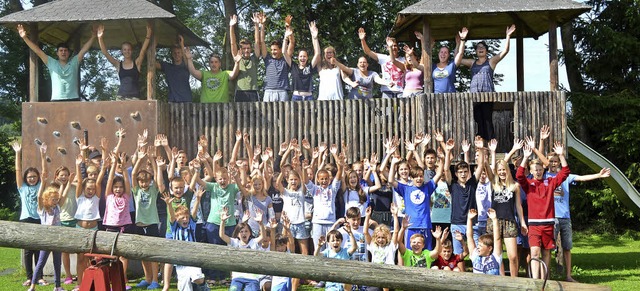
[166,190,194,233]
[205,182,239,226]
[133,184,160,225]
[200,70,231,103]
[47,56,80,100]
[236,55,259,91]
[401,249,435,268]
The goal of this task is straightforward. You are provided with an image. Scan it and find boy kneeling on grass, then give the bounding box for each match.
[467,208,501,275]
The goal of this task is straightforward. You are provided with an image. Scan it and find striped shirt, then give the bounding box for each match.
[263,54,290,90]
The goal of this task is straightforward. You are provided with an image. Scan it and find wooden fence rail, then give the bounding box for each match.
[0,221,607,291]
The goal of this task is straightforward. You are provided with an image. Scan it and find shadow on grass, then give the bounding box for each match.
[572,232,639,248]
[572,252,640,272]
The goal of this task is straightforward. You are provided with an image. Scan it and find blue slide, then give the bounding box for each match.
[567,129,640,215]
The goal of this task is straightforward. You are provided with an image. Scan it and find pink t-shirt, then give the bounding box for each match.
[404,69,424,91]
[103,193,132,227]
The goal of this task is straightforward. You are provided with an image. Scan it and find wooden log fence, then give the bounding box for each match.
[0,221,608,291]
[168,91,565,163]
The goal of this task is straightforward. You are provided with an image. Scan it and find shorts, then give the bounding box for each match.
[61,219,77,228]
[554,218,573,250]
[528,225,555,250]
[76,223,98,230]
[137,224,161,237]
[291,94,313,101]
[486,218,518,239]
[381,91,402,99]
[263,90,288,102]
[105,224,135,234]
[235,90,260,102]
[450,224,466,255]
[290,222,310,240]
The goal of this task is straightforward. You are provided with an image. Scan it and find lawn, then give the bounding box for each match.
[0,231,638,290]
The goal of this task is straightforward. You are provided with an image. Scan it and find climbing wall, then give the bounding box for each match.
[21,100,168,171]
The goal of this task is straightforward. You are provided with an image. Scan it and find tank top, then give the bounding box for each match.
[75,195,101,221]
[491,185,516,222]
[117,61,140,98]
[404,69,424,91]
[470,59,494,93]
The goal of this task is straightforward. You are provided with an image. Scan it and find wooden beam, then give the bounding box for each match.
[147,20,157,100]
[422,16,433,93]
[516,19,524,91]
[549,15,559,91]
[0,221,609,291]
[28,23,39,102]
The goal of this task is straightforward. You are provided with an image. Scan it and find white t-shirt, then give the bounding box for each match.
[229,238,260,279]
[368,242,398,265]
[344,188,370,217]
[338,226,373,262]
[318,67,344,100]
[376,53,405,93]
[281,187,306,224]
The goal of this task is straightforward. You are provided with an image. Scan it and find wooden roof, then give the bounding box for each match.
[0,0,209,48]
[390,0,590,41]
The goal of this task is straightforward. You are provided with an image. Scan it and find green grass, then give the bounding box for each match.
[1,231,639,290]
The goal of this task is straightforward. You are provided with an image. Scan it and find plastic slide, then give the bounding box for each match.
[567,128,640,215]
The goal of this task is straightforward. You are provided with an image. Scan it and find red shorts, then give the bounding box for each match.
[528,225,555,250]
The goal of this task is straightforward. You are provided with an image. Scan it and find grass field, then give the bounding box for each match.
[1,231,638,290]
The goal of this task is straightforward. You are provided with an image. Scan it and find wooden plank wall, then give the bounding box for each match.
[167,91,565,163]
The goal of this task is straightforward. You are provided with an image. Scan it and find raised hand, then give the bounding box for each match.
[445,138,455,151]
[512,139,524,151]
[40,142,47,155]
[358,27,366,40]
[385,37,394,48]
[195,187,205,199]
[284,15,293,27]
[553,141,564,156]
[242,209,251,223]
[309,21,318,38]
[213,150,223,161]
[401,216,411,229]
[525,136,535,149]
[473,136,484,149]
[391,155,402,164]
[414,31,423,40]
[506,24,516,37]
[365,206,372,217]
[523,144,533,158]
[468,209,478,220]
[432,225,443,240]
[404,139,415,151]
[97,24,105,38]
[220,206,231,221]
[235,130,242,141]
[459,27,469,40]
[254,208,264,224]
[487,208,496,220]
[461,139,470,153]
[370,152,379,165]
[17,24,27,38]
[489,139,498,152]
[279,141,288,154]
[161,192,174,205]
[454,230,464,242]
[265,147,273,159]
[269,217,278,229]
[11,141,21,152]
[329,144,338,154]
[600,168,611,178]
[229,14,238,27]
[390,203,398,216]
[434,129,444,143]
[540,125,550,140]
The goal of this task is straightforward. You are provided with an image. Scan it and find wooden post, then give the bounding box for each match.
[422,16,432,93]
[28,23,39,102]
[516,21,524,91]
[0,221,610,291]
[549,15,559,91]
[147,20,157,100]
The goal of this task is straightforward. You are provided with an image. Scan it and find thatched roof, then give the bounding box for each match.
[0,0,209,48]
[391,0,590,42]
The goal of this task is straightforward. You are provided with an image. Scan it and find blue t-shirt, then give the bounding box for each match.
[19,182,40,220]
[395,180,436,229]
[545,173,577,219]
[161,61,192,102]
[170,218,197,242]
[471,249,501,275]
[321,247,351,291]
[47,56,80,100]
[432,62,456,93]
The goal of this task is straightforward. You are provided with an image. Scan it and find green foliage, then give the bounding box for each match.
[0,123,19,213]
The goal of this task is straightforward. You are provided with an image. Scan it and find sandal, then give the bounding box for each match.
[22,279,31,286]
[64,277,74,285]
[37,279,49,286]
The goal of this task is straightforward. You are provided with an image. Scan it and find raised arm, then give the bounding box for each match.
[575,168,611,182]
[105,153,118,197]
[358,27,378,61]
[77,25,97,62]
[229,54,242,80]
[134,22,153,70]
[183,47,202,80]
[386,37,405,72]
[229,15,239,57]
[17,24,49,63]
[388,156,401,188]
[490,24,516,69]
[75,155,83,198]
[310,21,321,68]
[219,207,232,244]
[12,142,23,186]
[161,192,177,223]
[397,216,410,255]
[487,209,502,257]
[466,209,478,254]
[253,12,267,59]
[156,157,167,193]
[503,139,524,163]
[473,136,485,180]
[282,27,293,67]
[363,206,373,244]
[430,226,444,259]
[390,203,400,245]
[538,125,550,155]
[59,173,75,207]
[230,130,242,164]
[455,27,468,67]
[97,24,119,68]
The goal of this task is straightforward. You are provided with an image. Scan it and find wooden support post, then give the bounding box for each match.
[549,16,559,91]
[147,20,157,100]
[0,221,610,291]
[422,16,432,93]
[28,23,39,102]
[516,21,524,91]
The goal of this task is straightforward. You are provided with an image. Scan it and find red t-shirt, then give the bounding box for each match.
[434,254,463,270]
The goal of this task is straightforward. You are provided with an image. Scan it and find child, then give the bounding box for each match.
[397,216,443,268]
[314,226,357,291]
[220,206,265,291]
[29,180,65,291]
[365,204,399,291]
[161,188,207,291]
[431,231,467,272]
[12,141,47,287]
[54,165,77,285]
[74,152,107,290]
[341,167,381,219]
[516,142,569,279]
[389,155,442,251]
[243,175,275,238]
[331,207,370,263]
[466,208,501,275]
[131,148,164,289]
[269,214,295,291]
[103,152,133,285]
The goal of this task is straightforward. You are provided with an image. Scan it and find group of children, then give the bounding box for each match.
[14,124,611,291]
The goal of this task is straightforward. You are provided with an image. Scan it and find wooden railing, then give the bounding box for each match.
[168,91,566,161]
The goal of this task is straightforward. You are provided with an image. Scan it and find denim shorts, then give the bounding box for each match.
[290,222,310,239]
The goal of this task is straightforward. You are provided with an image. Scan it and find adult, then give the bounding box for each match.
[17,24,96,101]
[359,27,405,98]
[229,14,261,102]
[342,56,391,99]
[398,44,424,98]
[317,46,351,100]
[185,50,241,103]
[287,20,321,101]
[459,25,516,141]
[421,29,464,94]
[97,23,152,100]
[155,35,192,103]
[259,13,292,102]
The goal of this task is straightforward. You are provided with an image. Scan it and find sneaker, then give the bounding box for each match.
[53,287,65,291]
[64,277,74,285]
[314,281,325,288]
[147,281,161,290]
[136,280,150,288]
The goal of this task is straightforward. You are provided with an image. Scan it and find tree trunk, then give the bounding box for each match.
[0,221,610,291]
[223,0,238,69]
